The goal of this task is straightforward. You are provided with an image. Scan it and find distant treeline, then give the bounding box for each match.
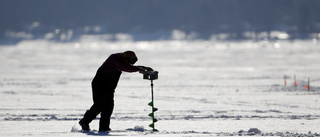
[1,0,320,41]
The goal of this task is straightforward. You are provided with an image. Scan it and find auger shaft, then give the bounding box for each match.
[148,80,158,131]
[151,80,154,112]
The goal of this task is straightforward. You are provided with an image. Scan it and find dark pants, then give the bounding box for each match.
[80,70,121,131]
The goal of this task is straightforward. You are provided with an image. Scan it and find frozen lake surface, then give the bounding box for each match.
[0,39,320,136]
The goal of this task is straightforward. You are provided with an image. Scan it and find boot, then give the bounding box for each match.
[79,110,97,131]
[79,120,90,131]
[99,119,111,132]
[99,116,112,132]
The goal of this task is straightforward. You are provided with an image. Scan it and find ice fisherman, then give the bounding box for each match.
[79,51,153,132]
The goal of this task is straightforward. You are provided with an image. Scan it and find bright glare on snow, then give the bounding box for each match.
[0,39,320,137]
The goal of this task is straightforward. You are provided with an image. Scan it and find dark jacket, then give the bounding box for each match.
[92,53,140,92]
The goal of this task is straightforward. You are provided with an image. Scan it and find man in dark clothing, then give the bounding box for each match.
[79,51,152,132]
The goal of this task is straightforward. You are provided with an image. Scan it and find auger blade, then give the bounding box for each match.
[153,118,158,123]
[149,123,154,128]
[153,107,158,112]
[152,129,159,132]
[148,113,154,117]
[148,102,153,106]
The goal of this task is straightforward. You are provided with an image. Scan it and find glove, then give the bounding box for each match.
[138,67,147,74]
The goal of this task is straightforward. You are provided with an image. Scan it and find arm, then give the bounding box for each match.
[109,54,141,72]
[113,54,153,73]
[114,60,140,72]
[102,54,151,73]
[116,63,149,74]
[136,65,153,71]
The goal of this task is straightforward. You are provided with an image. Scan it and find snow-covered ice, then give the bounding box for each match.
[0,39,320,136]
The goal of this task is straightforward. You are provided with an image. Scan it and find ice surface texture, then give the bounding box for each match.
[0,40,320,136]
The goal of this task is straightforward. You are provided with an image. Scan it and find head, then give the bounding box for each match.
[122,51,138,65]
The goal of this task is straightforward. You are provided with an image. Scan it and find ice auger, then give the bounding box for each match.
[143,71,159,132]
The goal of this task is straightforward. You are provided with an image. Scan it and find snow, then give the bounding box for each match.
[0,39,320,137]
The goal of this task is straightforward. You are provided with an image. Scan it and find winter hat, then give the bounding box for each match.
[122,51,138,64]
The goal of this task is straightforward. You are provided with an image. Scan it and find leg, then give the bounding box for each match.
[79,83,106,131]
[99,92,114,131]
[79,101,104,124]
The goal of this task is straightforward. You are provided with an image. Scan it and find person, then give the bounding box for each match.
[79,51,153,132]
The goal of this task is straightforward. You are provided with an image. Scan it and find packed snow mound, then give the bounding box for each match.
[216,128,320,137]
[71,122,80,132]
[247,128,262,134]
[126,126,146,132]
